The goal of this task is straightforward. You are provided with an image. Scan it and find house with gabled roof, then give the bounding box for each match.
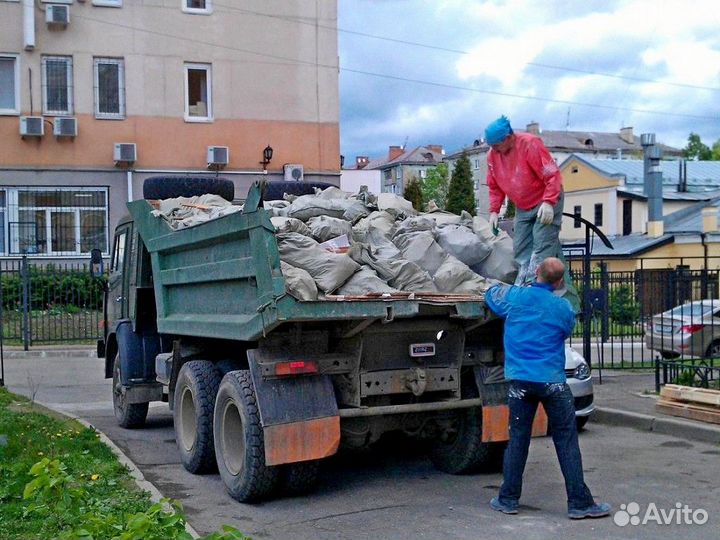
[560,154,720,271]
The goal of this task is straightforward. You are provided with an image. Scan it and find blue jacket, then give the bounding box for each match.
[485,282,576,383]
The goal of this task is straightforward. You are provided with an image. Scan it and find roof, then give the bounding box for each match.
[664,196,720,234]
[563,233,674,257]
[537,130,680,156]
[578,157,720,192]
[347,145,444,170]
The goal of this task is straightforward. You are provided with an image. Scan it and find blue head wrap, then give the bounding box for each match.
[485,116,513,145]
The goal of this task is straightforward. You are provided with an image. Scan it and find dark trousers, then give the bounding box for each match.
[498,380,595,511]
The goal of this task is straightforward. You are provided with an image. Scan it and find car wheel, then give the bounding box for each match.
[143,176,235,202]
[705,340,720,359]
[213,370,279,502]
[174,360,222,474]
[660,351,680,360]
[113,352,149,429]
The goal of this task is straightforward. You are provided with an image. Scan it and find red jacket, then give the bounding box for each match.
[487,132,563,213]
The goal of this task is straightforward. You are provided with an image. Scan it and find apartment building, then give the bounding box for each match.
[0,0,339,260]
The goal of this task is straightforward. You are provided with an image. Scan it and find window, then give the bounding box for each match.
[111,230,127,273]
[419,169,427,179]
[573,205,581,229]
[92,0,122,6]
[94,58,125,118]
[473,159,480,169]
[183,0,212,14]
[5,188,108,256]
[0,54,19,114]
[395,167,401,180]
[594,203,603,227]
[622,200,632,236]
[42,56,73,115]
[184,63,212,121]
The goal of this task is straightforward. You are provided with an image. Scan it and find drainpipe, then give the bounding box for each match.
[126,170,133,202]
[642,133,664,237]
[23,0,35,50]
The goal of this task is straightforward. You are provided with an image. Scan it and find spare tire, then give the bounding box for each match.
[262,181,336,201]
[143,176,235,202]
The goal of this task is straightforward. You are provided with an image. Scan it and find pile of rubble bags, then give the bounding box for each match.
[267,186,518,301]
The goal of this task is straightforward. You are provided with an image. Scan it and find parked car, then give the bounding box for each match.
[565,346,594,430]
[645,300,720,359]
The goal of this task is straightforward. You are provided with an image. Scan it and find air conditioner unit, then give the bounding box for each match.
[114,143,137,162]
[284,163,304,182]
[19,116,44,137]
[53,117,77,137]
[46,4,70,26]
[207,146,229,167]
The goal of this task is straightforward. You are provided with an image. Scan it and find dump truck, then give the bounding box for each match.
[95,177,547,502]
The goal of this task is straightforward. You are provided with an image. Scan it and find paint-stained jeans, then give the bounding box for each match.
[498,380,595,512]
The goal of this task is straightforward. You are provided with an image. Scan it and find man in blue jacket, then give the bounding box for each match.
[486,257,610,519]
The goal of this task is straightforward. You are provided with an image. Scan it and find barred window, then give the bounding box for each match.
[94,57,125,118]
[5,188,108,256]
[42,56,73,115]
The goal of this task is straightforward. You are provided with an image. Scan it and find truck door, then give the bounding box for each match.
[108,225,131,325]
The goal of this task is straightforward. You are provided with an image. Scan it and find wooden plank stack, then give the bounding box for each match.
[657,384,720,425]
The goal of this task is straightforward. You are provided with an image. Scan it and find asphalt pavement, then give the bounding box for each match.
[2,347,720,540]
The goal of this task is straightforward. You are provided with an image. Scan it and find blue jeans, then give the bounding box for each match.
[498,380,595,511]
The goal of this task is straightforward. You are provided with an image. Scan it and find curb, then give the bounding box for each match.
[33,400,201,540]
[1,348,96,359]
[593,406,720,445]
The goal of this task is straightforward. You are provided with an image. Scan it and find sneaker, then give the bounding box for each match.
[568,502,611,520]
[490,497,519,515]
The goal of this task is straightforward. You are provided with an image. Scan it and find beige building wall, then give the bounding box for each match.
[0,0,340,172]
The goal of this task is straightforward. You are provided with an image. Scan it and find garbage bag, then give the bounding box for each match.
[336,265,398,295]
[348,243,436,292]
[377,192,417,218]
[470,231,518,284]
[271,216,312,236]
[307,215,353,242]
[280,261,318,301]
[436,224,491,267]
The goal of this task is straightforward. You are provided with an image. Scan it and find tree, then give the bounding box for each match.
[446,153,476,216]
[403,176,424,211]
[683,133,712,160]
[421,163,449,209]
[712,139,720,161]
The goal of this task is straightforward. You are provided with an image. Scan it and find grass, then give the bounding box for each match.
[0,387,159,539]
[0,387,249,540]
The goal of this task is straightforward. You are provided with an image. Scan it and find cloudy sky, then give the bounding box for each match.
[337,0,720,162]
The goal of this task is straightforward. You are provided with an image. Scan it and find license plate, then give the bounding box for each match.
[409,343,435,357]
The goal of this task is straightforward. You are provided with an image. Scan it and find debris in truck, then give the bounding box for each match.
[150,194,242,229]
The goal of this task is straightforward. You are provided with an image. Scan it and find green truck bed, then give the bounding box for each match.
[128,184,489,342]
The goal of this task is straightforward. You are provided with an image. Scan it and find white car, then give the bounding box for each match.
[565,346,595,430]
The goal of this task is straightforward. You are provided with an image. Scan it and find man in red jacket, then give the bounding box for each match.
[485,116,578,310]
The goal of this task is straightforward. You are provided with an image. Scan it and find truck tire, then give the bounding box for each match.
[173,360,222,474]
[143,176,235,202]
[278,460,321,496]
[262,181,336,201]
[112,353,149,428]
[213,370,279,502]
[427,406,505,474]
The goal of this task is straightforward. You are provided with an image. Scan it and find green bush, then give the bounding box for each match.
[1,266,105,311]
[609,285,640,325]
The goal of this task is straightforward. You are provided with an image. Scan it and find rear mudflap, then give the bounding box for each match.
[247,349,340,466]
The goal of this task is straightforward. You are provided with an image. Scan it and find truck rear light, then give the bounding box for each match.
[680,324,705,334]
[274,360,318,376]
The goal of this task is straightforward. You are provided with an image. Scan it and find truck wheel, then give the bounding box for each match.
[174,361,222,474]
[143,176,235,202]
[214,370,279,502]
[278,460,321,496]
[113,353,149,428]
[427,406,505,474]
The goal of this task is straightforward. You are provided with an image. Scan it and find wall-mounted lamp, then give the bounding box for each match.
[260,145,273,173]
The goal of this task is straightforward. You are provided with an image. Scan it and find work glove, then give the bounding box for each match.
[537,202,554,225]
[489,212,499,235]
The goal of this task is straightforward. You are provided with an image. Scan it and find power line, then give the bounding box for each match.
[67,11,720,122]
[209,1,720,93]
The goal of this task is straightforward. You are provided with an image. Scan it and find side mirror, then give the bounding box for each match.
[90,248,104,278]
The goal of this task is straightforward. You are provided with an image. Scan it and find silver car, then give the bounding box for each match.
[565,346,594,430]
[645,300,720,359]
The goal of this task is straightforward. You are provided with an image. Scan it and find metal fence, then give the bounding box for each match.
[0,256,105,349]
[568,256,720,371]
